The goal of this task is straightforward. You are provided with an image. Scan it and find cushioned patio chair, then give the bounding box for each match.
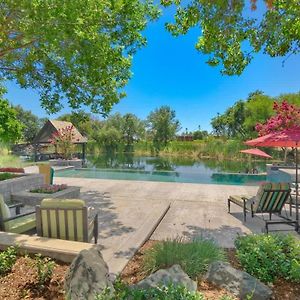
[38,164,54,185]
[228,182,298,233]
[36,198,98,244]
[0,195,36,233]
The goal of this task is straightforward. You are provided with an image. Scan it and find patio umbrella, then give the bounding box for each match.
[240,148,272,159]
[245,128,300,231]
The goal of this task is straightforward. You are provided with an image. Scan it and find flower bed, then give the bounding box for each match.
[119,235,300,300]
[11,185,81,206]
[0,168,24,173]
[30,184,68,194]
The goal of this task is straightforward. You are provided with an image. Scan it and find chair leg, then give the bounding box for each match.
[94,214,98,244]
[269,212,272,220]
[266,222,269,234]
[243,199,246,222]
[251,204,254,218]
[228,199,230,213]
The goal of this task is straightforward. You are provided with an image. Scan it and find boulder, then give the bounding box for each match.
[205,261,272,300]
[133,264,197,292]
[64,246,114,300]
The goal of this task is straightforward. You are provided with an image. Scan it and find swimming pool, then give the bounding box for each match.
[56,168,268,186]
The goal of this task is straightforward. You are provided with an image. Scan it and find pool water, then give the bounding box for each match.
[55,155,291,185]
[56,168,268,186]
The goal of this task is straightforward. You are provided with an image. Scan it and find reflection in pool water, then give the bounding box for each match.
[55,154,273,186]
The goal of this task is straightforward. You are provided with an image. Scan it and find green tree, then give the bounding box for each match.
[277,92,300,106]
[122,113,145,151]
[244,94,274,137]
[94,127,122,152]
[161,0,300,75]
[147,106,180,152]
[0,86,22,143]
[13,105,42,142]
[211,113,227,137]
[211,101,246,138]
[192,126,208,140]
[0,0,159,114]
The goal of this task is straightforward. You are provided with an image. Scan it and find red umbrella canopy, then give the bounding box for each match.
[240,148,272,159]
[245,128,300,148]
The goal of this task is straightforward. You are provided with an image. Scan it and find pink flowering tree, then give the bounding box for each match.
[49,125,76,159]
[255,100,300,136]
[255,101,300,162]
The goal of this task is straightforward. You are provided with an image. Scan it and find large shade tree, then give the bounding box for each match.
[147,106,181,151]
[0,0,159,114]
[13,105,43,142]
[161,0,300,75]
[0,86,22,143]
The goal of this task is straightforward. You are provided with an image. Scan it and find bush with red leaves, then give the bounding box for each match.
[0,168,25,173]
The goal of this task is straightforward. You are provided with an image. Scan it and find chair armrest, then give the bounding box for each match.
[8,202,24,209]
[88,207,98,219]
[3,211,35,222]
[8,202,24,215]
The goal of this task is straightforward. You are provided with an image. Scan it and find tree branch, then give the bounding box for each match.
[0,39,36,58]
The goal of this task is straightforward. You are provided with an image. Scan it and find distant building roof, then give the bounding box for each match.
[33,120,88,144]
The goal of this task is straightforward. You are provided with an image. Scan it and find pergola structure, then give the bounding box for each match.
[32,120,88,162]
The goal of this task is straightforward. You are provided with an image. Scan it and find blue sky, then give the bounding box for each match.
[4,5,300,133]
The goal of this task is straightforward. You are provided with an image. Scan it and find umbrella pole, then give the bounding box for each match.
[296,147,299,231]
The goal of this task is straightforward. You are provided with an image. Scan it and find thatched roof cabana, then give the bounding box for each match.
[33,120,87,161]
[33,120,87,144]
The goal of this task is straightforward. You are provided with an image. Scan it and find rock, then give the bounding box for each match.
[133,264,197,292]
[205,261,272,300]
[64,246,114,300]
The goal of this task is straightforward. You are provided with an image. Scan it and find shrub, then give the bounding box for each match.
[34,254,55,287]
[0,167,24,173]
[0,172,17,181]
[0,246,17,275]
[143,237,225,279]
[96,281,204,300]
[235,234,300,283]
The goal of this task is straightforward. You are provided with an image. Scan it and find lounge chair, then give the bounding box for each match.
[36,198,98,243]
[38,164,54,185]
[0,195,36,233]
[228,182,298,232]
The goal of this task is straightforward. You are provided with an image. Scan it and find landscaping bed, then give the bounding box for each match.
[121,238,300,300]
[0,247,68,300]
[11,185,81,206]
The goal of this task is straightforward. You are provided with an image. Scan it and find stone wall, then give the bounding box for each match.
[0,174,44,202]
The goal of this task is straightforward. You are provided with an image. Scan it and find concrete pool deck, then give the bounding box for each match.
[22,166,299,273]
[52,177,299,274]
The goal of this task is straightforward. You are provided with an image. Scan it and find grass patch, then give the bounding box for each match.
[143,237,225,279]
[0,172,17,181]
[235,234,300,284]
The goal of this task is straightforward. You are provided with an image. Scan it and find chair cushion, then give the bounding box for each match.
[229,195,247,207]
[253,182,290,212]
[5,213,36,234]
[41,198,85,208]
[0,195,11,219]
